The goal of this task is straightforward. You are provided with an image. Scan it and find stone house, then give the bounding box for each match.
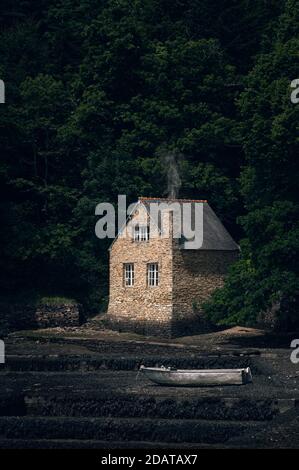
[106,197,239,337]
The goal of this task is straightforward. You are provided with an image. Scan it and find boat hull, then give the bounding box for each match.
[140,367,252,386]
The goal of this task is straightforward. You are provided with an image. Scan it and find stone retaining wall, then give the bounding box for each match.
[0,303,83,335]
[35,304,83,328]
[103,315,173,337]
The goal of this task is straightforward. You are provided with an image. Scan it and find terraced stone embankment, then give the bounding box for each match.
[0,330,298,448]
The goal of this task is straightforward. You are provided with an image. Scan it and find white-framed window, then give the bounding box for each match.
[147,263,159,287]
[133,225,149,242]
[124,263,134,286]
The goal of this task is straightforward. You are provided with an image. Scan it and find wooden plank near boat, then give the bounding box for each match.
[139,365,252,386]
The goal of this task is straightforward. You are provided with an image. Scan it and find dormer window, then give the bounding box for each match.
[133,225,149,242]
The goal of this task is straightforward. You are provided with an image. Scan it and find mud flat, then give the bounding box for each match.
[0,327,299,448]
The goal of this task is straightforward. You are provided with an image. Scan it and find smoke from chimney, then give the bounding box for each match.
[157,147,182,199]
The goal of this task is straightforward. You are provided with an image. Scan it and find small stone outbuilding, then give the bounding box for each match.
[106,197,239,337]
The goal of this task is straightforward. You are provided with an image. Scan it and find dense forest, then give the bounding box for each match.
[0,0,298,327]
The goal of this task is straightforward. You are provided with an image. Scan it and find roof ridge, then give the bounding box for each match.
[139,197,208,203]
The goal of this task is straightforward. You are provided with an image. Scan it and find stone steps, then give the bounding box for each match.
[1,390,287,421]
[0,438,245,449]
[2,365,290,419]
[0,416,263,444]
[1,335,295,449]
[8,333,262,356]
[4,354,263,373]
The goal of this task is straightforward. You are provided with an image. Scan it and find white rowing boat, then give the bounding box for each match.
[139,365,252,386]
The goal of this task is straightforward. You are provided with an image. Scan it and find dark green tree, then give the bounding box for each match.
[204,0,299,328]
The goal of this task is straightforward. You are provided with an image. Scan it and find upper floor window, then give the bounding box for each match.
[134,225,149,242]
[147,263,159,287]
[124,263,134,287]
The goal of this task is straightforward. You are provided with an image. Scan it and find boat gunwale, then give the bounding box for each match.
[140,367,250,374]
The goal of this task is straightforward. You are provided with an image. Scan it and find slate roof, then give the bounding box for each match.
[139,197,239,251]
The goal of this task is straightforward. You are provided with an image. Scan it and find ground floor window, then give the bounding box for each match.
[124,263,134,286]
[147,263,159,287]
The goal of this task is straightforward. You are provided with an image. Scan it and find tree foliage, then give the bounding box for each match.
[204,0,299,327]
[0,1,298,326]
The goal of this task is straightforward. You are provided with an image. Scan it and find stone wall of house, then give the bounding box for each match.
[172,246,239,335]
[107,205,174,336]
